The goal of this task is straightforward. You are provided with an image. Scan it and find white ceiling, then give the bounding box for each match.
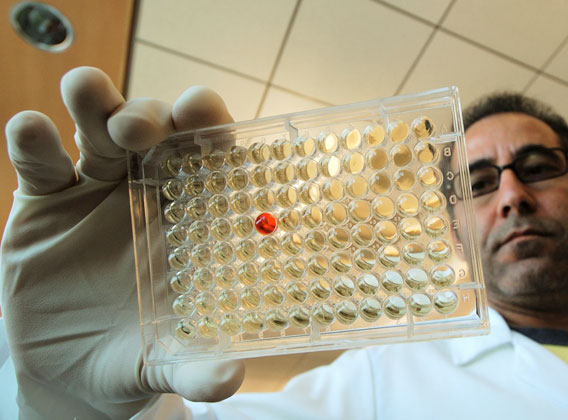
[128,0,568,124]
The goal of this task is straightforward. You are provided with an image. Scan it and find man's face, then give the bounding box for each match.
[465,112,568,320]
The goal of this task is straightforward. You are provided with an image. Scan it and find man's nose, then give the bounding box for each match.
[495,168,537,218]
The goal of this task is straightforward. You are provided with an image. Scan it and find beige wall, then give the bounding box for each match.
[1,0,135,237]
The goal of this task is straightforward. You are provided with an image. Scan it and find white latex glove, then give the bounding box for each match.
[1,67,245,419]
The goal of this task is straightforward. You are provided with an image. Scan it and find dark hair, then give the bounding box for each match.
[462,92,568,149]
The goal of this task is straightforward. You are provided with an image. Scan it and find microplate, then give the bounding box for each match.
[128,86,489,366]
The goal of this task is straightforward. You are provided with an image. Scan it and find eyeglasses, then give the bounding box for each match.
[455,146,568,199]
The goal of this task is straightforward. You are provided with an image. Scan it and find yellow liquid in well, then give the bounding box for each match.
[202,150,226,170]
[364,125,385,146]
[297,158,319,181]
[266,309,289,330]
[372,196,395,219]
[289,306,310,328]
[360,297,382,322]
[299,182,321,204]
[218,289,239,312]
[341,128,362,150]
[302,205,323,228]
[161,154,181,177]
[348,199,371,222]
[276,185,298,208]
[402,242,426,265]
[431,264,455,288]
[356,273,379,295]
[325,202,347,225]
[336,300,358,324]
[351,223,374,246]
[287,282,309,304]
[219,313,242,336]
[226,145,248,167]
[170,270,191,294]
[259,236,280,258]
[415,141,437,163]
[197,316,218,338]
[195,292,216,315]
[282,233,303,255]
[405,268,428,291]
[424,215,448,237]
[427,240,452,262]
[393,169,415,191]
[164,202,185,224]
[294,136,316,157]
[162,178,183,201]
[248,142,271,164]
[241,287,261,309]
[181,153,202,174]
[322,179,345,201]
[253,188,275,211]
[390,145,412,167]
[233,215,254,238]
[167,225,187,247]
[194,267,213,291]
[381,271,404,293]
[328,227,350,249]
[333,276,356,298]
[354,248,376,271]
[228,168,249,191]
[236,239,256,261]
[191,244,211,267]
[275,162,296,184]
[343,152,365,174]
[418,166,443,188]
[211,218,232,241]
[186,197,207,220]
[330,251,352,273]
[284,257,306,279]
[176,319,197,341]
[400,217,423,240]
[260,259,283,282]
[216,265,237,288]
[320,155,341,177]
[208,194,229,217]
[411,116,435,139]
[369,172,391,195]
[396,193,419,216]
[434,290,458,314]
[271,138,292,160]
[384,296,406,319]
[421,191,446,212]
[312,303,335,326]
[388,120,409,143]
[184,175,205,196]
[279,209,300,231]
[243,311,265,333]
[205,171,227,193]
[409,294,433,316]
[305,229,326,252]
[310,279,331,300]
[378,245,401,268]
[375,220,398,243]
[173,295,195,316]
[307,254,329,276]
[318,132,339,153]
[251,165,272,187]
[366,148,388,170]
[346,175,368,198]
[263,284,286,306]
[230,192,252,214]
[213,242,234,264]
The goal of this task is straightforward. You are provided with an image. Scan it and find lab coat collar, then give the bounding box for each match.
[448,307,513,366]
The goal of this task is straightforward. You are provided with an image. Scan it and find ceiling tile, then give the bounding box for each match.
[136,0,297,81]
[401,31,535,109]
[525,76,568,119]
[272,0,432,105]
[379,0,452,24]
[544,40,568,82]
[443,0,568,68]
[258,87,329,118]
[128,42,266,122]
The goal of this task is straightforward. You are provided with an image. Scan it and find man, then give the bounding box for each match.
[0,67,567,419]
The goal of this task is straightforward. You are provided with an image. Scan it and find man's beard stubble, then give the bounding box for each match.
[482,215,568,314]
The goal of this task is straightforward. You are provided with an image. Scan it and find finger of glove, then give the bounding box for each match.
[5,111,77,195]
[60,67,126,181]
[144,359,245,402]
[108,85,233,152]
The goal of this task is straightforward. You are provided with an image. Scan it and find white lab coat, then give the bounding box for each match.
[2,309,567,419]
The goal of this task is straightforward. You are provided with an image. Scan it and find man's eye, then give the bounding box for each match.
[470,172,497,196]
[519,153,564,181]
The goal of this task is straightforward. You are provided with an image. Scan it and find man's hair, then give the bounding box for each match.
[462,92,568,149]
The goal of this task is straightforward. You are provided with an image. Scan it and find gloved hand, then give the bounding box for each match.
[1,67,245,419]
